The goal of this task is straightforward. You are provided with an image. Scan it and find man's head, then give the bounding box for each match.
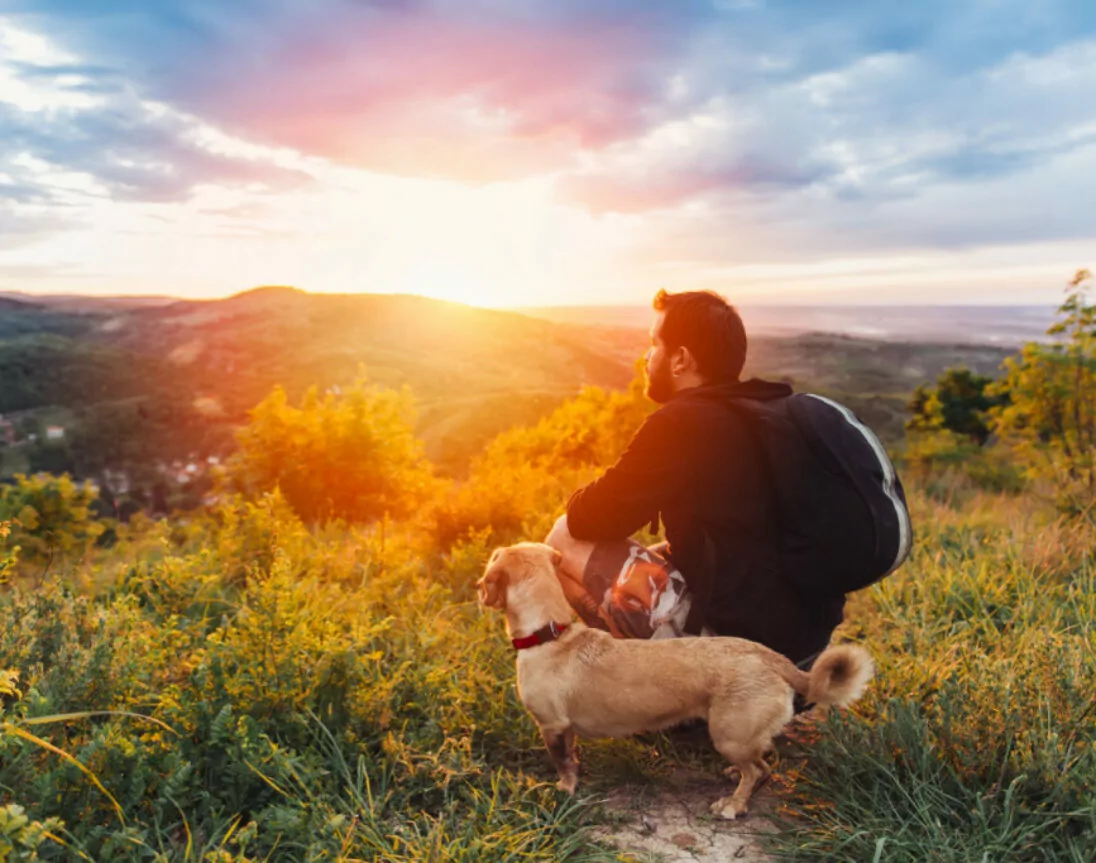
[644,289,748,403]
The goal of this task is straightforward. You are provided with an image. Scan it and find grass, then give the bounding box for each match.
[763,485,1096,861]
[0,497,631,861]
[2,473,1094,861]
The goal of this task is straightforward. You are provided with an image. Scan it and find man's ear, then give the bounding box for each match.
[671,345,696,376]
[479,567,509,610]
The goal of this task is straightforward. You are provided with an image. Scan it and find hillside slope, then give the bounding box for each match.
[0,288,638,476]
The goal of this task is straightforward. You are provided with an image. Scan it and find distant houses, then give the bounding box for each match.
[0,414,65,446]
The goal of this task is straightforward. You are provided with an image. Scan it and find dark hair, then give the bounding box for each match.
[653,289,747,382]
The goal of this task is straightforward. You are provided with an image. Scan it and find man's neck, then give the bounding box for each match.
[671,372,708,396]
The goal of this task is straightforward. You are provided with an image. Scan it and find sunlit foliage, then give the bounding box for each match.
[431,374,653,550]
[0,492,612,861]
[0,474,102,571]
[0,523,16,587]
[226,379,437,525]
[991,269,1096,513]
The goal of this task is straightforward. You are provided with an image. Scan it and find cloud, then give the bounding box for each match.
[1,101,312,204]
[5,1,710,182]
[9,0,1096,194]
[556,32,1096,256]
[0,204,78,249]
[3,0,1096,299]
[0,19,313,214]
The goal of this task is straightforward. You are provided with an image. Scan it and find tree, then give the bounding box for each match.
[225,378,436,524]
[907,367,1005,445]
[990,269,1096,511]
[0,473,102,569]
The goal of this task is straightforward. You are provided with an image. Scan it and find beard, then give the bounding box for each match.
[645,358,675,404]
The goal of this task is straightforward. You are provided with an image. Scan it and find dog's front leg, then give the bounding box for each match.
[541,726,579,794]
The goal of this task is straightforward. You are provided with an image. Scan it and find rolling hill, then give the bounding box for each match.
[0,287,1017,481]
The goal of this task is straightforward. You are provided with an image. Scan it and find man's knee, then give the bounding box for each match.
[545,514,593,579]
[545,514,574,551]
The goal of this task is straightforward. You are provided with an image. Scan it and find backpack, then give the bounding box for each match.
[729,393,912,597]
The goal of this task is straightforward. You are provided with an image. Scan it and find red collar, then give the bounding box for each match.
[511,621,569,651]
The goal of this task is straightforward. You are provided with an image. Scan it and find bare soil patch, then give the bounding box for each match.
[589,765,780,862]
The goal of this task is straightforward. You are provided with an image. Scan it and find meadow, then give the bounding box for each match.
[3,294,1096,860]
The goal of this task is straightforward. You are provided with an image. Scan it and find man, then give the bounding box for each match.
[546,289,844,668]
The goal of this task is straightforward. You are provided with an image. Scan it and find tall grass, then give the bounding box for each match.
[0,494,622,861]
[768,486,1096,860]
[3,468,1094,860]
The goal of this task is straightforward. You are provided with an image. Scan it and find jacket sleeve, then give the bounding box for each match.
[566,407,688,541]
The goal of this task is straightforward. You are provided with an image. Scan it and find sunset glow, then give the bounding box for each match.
[2,5,1094,306]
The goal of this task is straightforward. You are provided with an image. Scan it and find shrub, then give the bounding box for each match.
[0,523,16,587]
[431,379,652,550]
[0,474,102,572]
[907,367,1005,445]
[225,378,438,525]
[0,500,612,862]
[990,269,1096,513]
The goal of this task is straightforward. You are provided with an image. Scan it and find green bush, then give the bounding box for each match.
[990,269,1096,513]
[0,500,613,861]
[0,474,102,572]
[907,366,1005,445]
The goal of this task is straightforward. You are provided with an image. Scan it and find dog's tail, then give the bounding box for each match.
[802,645,874,708]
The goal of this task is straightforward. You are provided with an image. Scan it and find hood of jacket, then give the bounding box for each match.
[674,378,793,404]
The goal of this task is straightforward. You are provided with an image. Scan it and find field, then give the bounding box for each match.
[2,382,1094,862]
[2,288,1092,861]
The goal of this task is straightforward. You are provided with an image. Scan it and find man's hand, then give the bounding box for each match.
[556,569,622,635]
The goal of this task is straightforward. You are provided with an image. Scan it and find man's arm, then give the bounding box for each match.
[566,408,687,541]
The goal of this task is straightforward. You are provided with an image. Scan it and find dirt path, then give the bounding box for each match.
[590,766,780,862]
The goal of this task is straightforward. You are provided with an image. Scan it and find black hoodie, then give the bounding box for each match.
[566,379,845,664]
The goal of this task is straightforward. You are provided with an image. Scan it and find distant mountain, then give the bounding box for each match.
[0,287,1025,481]
[0,288,640,476]
[0,295,40,312]
[0,290,178,313]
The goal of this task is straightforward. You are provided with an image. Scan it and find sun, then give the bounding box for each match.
[338,173,569,308]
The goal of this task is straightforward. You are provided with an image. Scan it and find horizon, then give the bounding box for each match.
[0,283,1064,310]
[2,3,1094,306]
[1,284,1062,347]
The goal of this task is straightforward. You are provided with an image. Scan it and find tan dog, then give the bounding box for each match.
[478,542,874,819]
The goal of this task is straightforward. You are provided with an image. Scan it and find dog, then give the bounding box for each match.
[478,542,874,819]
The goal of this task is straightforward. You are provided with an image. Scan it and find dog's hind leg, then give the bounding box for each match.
[709,749,768,819]
[707,701,785,820]
[541,726,579,794]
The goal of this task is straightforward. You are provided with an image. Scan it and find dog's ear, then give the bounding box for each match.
[478,567,509,610]
[548,546,563,568]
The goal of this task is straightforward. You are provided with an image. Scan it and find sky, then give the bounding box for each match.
[1,1,1094,307]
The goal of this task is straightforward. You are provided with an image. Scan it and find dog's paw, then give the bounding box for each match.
[556,775,578,795]
[710,796,748,820]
